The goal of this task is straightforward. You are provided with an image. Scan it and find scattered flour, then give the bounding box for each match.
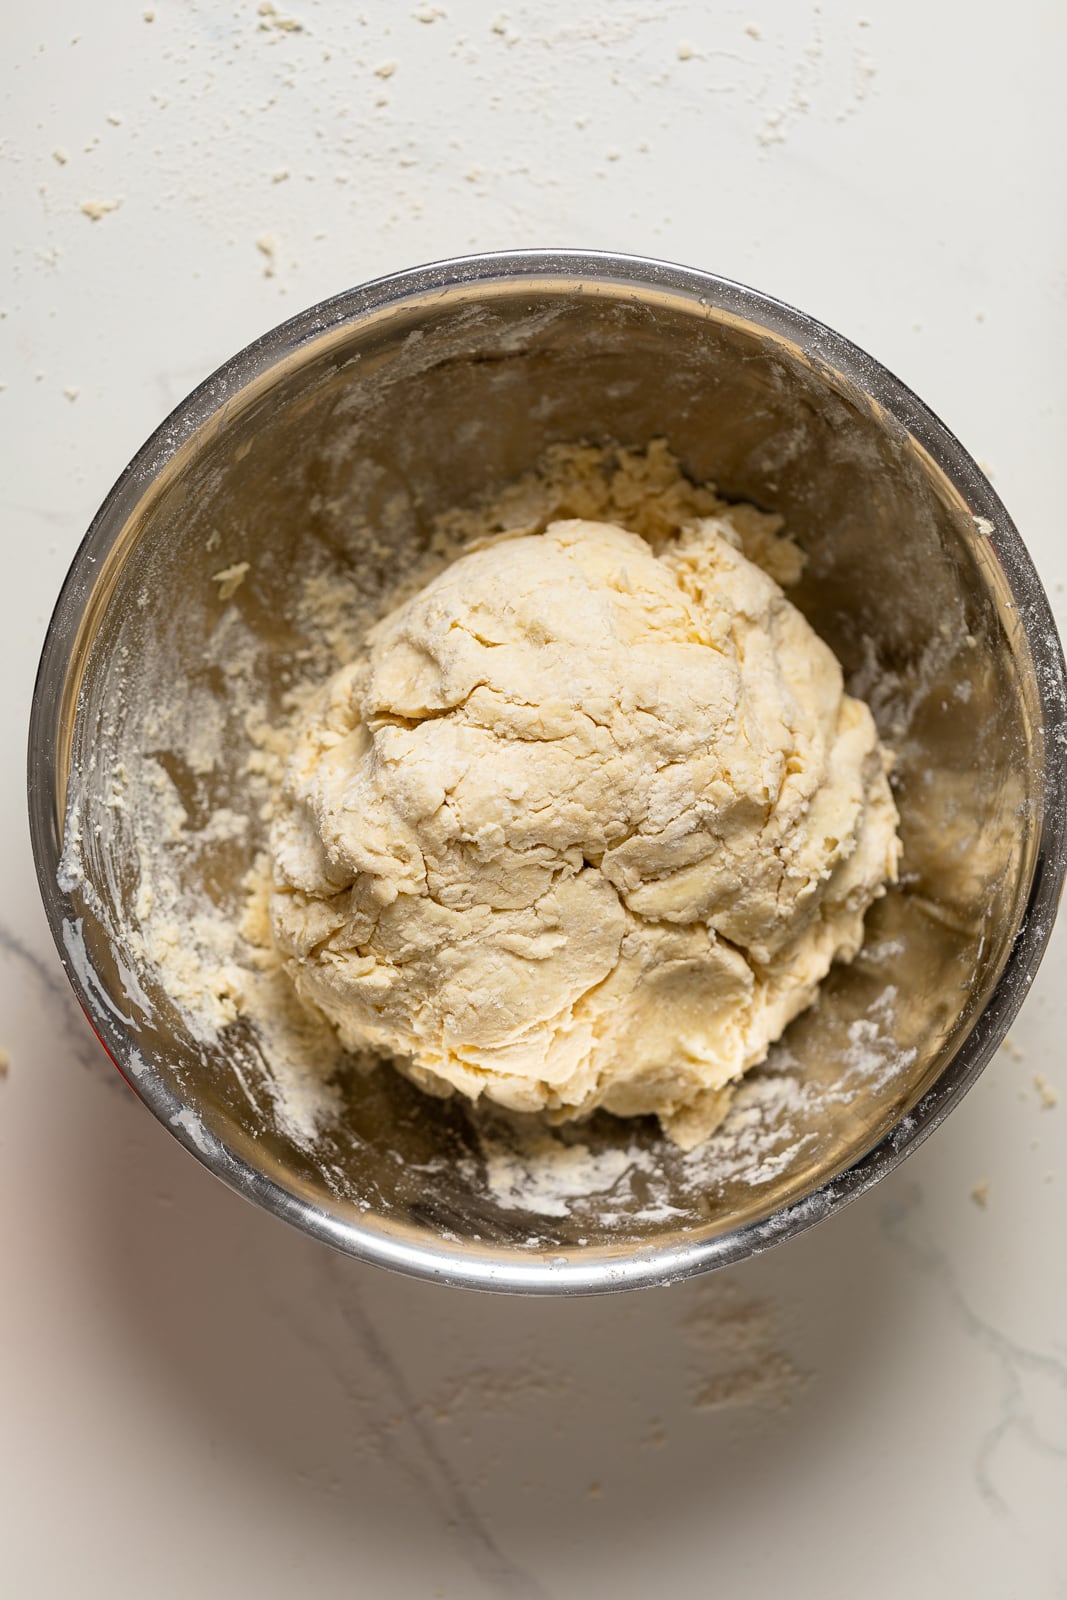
[483,1136,642,1218]
[170,1105,212,1155]
[683,1282,807,1411]
[473,1042,871,1224]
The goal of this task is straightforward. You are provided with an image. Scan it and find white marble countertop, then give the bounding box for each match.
[3,3,1065,1595]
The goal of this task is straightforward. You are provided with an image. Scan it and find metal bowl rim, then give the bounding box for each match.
[27,247,1067,1294]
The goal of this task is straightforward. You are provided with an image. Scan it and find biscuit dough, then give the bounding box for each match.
[269,514,900,1147]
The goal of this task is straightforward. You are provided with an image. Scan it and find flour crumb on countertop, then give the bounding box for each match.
[271,168,290,183]
[374,60,397,77]
[422,1360,572,1424]
[63,386,79,401]
[413,3,446,19]
[757,110,785,147]
[258,0,304,32]
[80,198,121,221]
[255,234,277,276]
[744,22,763,38]
[52,147,68,164]
[1033,1073,1058,1109]
[143,8,155,19]
[212,561,251,600]
[970,1180,990,1208]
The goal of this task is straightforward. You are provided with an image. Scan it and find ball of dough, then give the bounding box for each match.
[269,517,900,1147]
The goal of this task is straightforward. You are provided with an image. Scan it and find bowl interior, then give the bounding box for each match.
[43,268,1047,1284]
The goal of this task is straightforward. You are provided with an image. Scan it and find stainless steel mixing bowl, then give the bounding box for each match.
[28,250,1067,1292]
